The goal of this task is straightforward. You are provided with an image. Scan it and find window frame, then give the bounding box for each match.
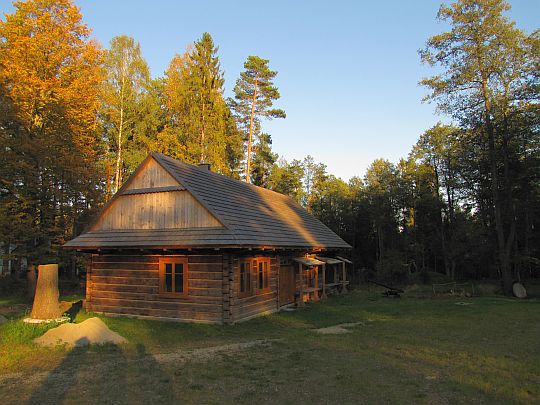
[255,257,271,294]
[238,259,253,298]
[159,257,188,297]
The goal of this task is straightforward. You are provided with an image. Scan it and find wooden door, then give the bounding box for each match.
[279,265,296,306]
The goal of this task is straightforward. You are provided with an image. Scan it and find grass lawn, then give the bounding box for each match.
[0,290,538,404]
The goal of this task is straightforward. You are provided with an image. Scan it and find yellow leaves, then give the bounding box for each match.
[0,0,103,162]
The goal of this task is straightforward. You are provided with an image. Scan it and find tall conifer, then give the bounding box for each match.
[231,56,285,183]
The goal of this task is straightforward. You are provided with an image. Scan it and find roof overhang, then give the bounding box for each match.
[316,256,343,265]
[293,257,325,266]
[336,255,353,264]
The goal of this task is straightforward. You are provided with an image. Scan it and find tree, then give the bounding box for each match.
[251,133,277,187]
[268,158,305,202]
[122,78,166,176]
[101,35,151,194]
[301,156,327,210]
[363,159,400,265]
[0,0,103,263]
[163,34,243,176]
[231,56,286,183]
[413,124,463,278]
[420,0,538,294]
[189,32,225,164]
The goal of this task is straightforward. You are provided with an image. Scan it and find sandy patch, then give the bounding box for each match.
[152,339,278,363]
[34,317,127,347]
[313,322,364,334]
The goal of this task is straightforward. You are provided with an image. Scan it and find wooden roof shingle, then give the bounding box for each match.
[64,153,351,250]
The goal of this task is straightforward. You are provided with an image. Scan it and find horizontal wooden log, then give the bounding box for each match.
[91,304,222,322]
[187,263,222,272]
[234,308,278,323]
[188,270,223,280]
[91,297,223,312]
[235,291,277,305]
[186,287,223,298]
[188,256,222,264]
[92,271,223,281]
[233,301,277,320]
[91,275,158,286]
[188,279,223,288]
[91,269,158,278]
[237,296,277,312]
[91,290,223,304]
[90,283,157,294]
[93,255,159,263]
[92,262,159,271]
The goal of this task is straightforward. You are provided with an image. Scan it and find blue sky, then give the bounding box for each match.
[1,0,538,180]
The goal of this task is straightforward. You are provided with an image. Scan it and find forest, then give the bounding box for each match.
[0,0,538,295]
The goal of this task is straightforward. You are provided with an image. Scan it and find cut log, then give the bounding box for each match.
[30,264,64,320]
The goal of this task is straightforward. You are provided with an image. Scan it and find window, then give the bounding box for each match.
[256,257,271,292]
[238,260,252,297]
[159,257,188,296]
[238,257,271,297]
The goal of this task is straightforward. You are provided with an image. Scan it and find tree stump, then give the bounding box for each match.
[30,264,64,320]
[27,265,37,299]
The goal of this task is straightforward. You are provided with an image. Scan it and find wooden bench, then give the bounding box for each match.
[325,281,349,294]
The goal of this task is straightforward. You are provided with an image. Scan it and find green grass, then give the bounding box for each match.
[0,291,539,404]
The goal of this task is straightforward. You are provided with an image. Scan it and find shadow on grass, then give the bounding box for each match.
[25,339,175,405]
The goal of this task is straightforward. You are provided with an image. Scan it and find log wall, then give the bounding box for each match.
[229,254,280,323]
[87,254,224,323]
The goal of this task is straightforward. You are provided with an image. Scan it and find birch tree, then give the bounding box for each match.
[101,35,150,194]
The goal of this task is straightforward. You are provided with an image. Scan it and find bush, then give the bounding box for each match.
[375,251,410,285]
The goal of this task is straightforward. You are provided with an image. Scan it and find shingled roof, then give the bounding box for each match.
[64,152,351,250]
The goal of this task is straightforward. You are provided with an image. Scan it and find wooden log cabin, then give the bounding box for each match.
[64,152,352,324]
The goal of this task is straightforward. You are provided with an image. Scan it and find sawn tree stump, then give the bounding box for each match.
[30,264,64,320]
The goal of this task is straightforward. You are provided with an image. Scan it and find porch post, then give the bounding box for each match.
[313,266,319,302]
[321,263,327,299]
[298,262,305,307]
[342,261,348,293]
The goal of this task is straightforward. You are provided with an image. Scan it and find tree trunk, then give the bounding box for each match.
[114,56,127,193]
[200,100,206,163]
[114,104,124,193]
[245,78,258,183]
[27,264,37,300]
[482,79,514,296]
[30,264,63,319]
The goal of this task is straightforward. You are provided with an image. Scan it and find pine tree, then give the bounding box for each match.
[250,133,278,187]
[163,33,242,175]
[189,32,225,164]
[231,56,286,183]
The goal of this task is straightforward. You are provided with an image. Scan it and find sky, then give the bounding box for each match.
[1,0,538,181]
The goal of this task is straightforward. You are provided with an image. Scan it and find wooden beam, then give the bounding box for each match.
[297,262,305,307]
[342,261,348,293]
[321,263,327,299]
[313,266,319,302]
